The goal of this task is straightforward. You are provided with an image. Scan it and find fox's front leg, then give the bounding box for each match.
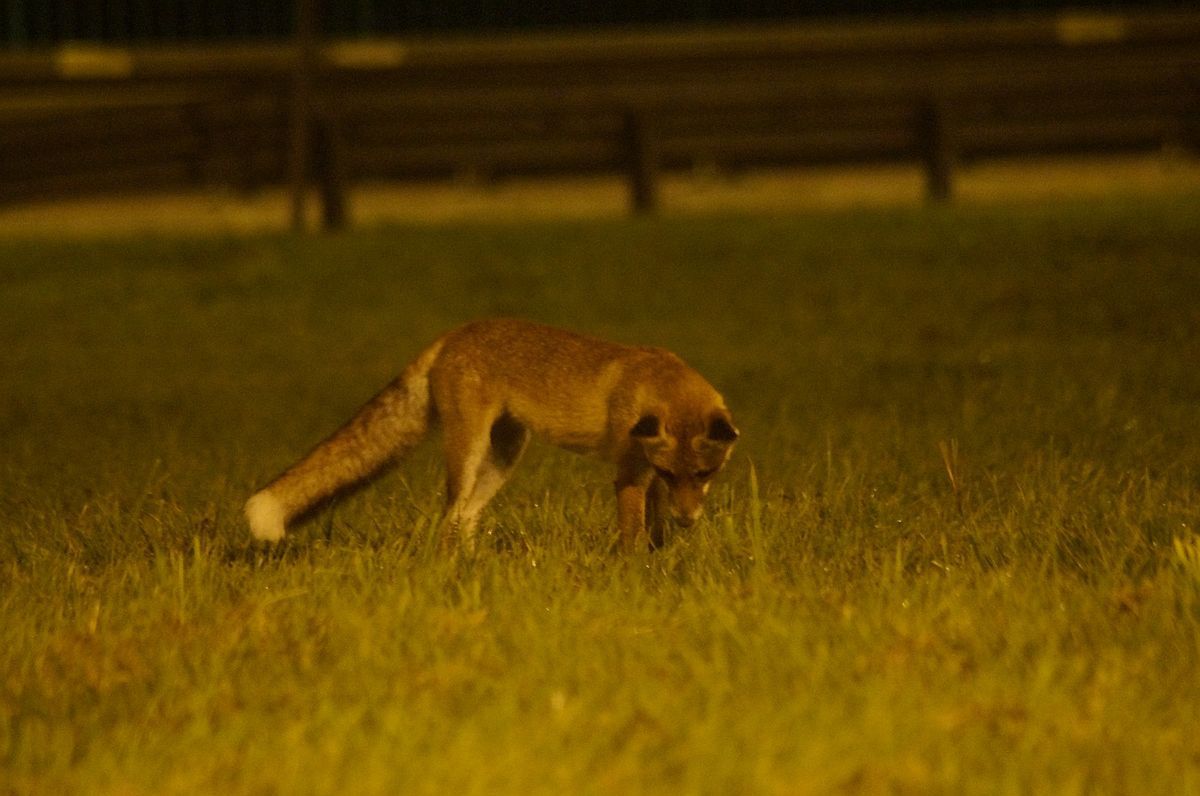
[615,482,647,552]
[614,463,653,553]
[645,476,669,550]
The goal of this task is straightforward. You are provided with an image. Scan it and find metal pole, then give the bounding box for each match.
[919,98,955,203]
[625,112,660,215]
[289,0,316,232]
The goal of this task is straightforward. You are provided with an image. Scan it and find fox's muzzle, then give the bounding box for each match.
[669,497,704,527]
[672,509,701,527]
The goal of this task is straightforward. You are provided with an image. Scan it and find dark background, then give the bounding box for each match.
[2,1,1195,45]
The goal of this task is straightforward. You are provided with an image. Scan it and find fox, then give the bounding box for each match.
[244,318,738,552]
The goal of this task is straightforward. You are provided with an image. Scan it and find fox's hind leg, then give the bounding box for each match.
[442,411,529,550]
[441,421,489,546]
[458,414,530,546]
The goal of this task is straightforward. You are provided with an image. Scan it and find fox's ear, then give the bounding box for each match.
[631,415,661,438]
[707,415,739,444]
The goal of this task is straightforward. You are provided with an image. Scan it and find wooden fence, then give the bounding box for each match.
[1,10,1198,229]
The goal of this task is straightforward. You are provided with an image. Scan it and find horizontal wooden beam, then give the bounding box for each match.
[2,10,1199,81]
[2,10,1198,213]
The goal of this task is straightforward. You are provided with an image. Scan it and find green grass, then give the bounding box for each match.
[3,195,1200,794]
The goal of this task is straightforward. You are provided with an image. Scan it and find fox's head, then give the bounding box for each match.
[631,410,739,527]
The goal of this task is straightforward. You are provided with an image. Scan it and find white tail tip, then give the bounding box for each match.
[245,491,287,542]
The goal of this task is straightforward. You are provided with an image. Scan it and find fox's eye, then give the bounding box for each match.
[653,467,677,484]
[695,468,717,480]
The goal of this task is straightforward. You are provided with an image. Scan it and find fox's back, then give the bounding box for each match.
[428,318,709,450]
[439,317,634,374]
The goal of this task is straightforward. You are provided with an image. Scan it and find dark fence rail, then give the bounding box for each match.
[1,10,1198,227]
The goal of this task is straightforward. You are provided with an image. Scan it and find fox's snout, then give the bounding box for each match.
[671,506,703,527]
[659,475,716,529]
[667,491,706,527]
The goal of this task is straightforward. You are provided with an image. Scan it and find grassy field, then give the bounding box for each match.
[2,195,1200,794]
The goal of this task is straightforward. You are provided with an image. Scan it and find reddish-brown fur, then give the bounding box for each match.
[246,318,738,551]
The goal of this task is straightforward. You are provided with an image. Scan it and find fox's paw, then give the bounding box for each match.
[245,491,286,542]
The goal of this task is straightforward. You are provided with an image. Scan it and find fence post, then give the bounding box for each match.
[624,111,660,214]
[183,101,208,187]
[312,113,349,230]
[918,98,955,203]
[288,0,317,232]
[1184,78,1200,155]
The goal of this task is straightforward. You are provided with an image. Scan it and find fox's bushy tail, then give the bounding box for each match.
[245,340,443,541]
